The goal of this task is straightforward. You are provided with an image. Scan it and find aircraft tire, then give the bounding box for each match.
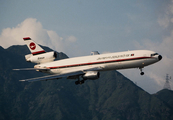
[81,80,85,84]
[140,72,144,75]
[75,81,79,85]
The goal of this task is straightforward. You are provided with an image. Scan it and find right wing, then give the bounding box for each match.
[18,66,104,82]
[19,71,84,82]
[13,68,49,71]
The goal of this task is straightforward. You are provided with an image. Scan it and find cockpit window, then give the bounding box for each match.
[151,53,158,57]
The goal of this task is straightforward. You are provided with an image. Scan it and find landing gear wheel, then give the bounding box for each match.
[140,72,144,75]
[75,81,80,85]
[139,68,144,75]
[75,76,85,85]
[80,80,85,84]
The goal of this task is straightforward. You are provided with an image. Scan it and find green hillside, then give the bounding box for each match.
[0,45,173,120]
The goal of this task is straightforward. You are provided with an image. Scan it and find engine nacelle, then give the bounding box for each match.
[83,71,100,80]
[25,51,57,64]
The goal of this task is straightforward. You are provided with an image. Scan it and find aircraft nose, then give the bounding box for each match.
[158,55,162,61]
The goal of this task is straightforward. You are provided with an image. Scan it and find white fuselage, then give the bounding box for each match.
[34,50,161,75]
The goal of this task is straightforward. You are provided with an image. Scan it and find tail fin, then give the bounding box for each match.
[23,37,46,55]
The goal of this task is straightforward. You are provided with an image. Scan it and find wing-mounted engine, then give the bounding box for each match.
[25,51,57,64]
[83,71,100,80]
[91,51,100,55]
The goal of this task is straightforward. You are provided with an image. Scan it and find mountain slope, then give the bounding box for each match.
[154,89,173,109]
[0,45,173,120]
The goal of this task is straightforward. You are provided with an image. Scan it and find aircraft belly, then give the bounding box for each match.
[142,58,158,67]
[49,69,62,74]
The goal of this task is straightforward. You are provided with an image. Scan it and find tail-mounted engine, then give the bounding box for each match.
[25,51,57,64]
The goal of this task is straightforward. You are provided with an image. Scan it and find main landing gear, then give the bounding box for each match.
[75,76,86,85]
[140,68,144,75]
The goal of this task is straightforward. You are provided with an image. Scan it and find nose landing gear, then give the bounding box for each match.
[140,68,144,75]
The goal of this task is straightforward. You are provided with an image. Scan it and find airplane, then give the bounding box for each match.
[14,37,162,85]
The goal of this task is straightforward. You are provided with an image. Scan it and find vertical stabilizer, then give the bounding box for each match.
[23,37,46,55]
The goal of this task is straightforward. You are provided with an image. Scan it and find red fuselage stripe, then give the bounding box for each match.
[48,57,152,69]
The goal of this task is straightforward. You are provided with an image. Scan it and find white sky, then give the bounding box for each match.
[0,0,173,94]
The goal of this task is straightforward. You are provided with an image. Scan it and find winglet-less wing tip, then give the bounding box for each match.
[13,69,21,71]
[19,80,26,82]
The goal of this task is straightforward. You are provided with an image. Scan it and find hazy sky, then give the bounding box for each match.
[0,0,173,93]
